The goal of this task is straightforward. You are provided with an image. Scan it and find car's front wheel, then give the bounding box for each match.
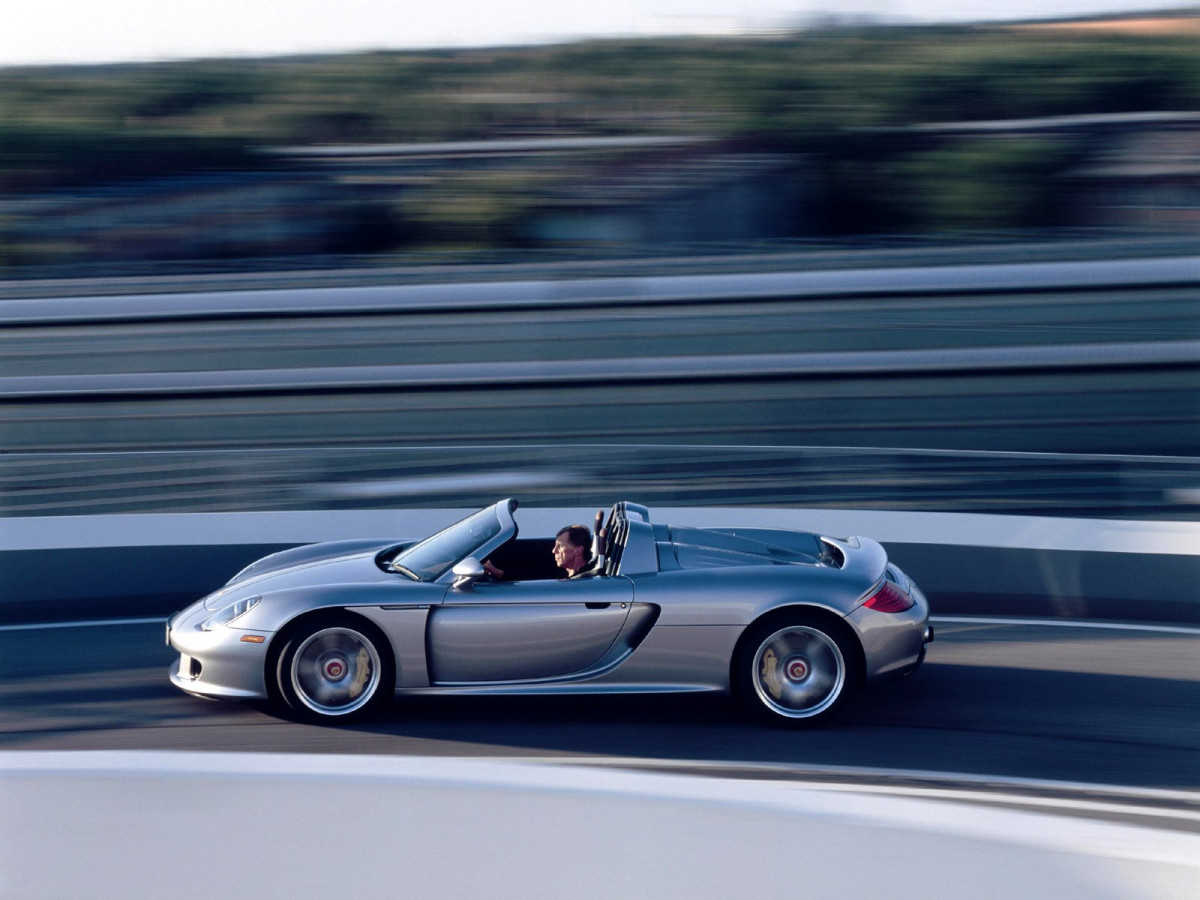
[274,615,393,722]
[734,614,859,726]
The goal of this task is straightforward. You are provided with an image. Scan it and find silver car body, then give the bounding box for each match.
[168,499,931,719]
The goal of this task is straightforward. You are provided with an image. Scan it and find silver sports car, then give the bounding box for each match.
[167,499,933,725]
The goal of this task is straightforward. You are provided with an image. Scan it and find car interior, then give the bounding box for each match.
[484,504,629,581]
[484,538,562,581]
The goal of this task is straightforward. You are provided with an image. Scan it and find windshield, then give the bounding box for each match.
[392,505,506,581]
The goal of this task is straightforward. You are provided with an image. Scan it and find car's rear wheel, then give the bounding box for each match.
[275,615,393,722]
[734,614,859,726]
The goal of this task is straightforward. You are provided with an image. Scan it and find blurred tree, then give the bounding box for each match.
[0,23,1197,261]
[894,139,1078,231]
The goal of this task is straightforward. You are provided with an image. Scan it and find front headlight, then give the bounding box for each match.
[199,595,261,631]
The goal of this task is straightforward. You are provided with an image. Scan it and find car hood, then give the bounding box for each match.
[667,526,829,570]
[207,539,399,608]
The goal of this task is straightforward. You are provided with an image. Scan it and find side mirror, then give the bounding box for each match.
[452,556,486,590]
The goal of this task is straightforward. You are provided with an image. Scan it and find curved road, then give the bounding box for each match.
[3,617,1197,793]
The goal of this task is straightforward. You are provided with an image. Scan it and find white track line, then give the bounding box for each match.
[0,616,165,633]
[931,615,1200,636]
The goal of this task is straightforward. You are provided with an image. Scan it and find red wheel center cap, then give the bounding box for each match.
[324,658,346,680]
[785,657,810,681]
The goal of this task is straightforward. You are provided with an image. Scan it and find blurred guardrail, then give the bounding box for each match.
[2,255,1196,520]
[3,505,1198,626]
[2,256,1197,462]
[3,232,1200,295]
[2,445,1199,519]
[3,253,1200,321]
[2,257,1199,459]
[5,341,1199,397]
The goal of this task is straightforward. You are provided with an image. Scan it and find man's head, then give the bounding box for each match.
[553,524,591,575]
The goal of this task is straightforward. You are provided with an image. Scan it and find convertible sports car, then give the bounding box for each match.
[167,499,932,725]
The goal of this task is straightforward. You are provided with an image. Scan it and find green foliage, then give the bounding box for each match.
[0,23,1197,238]
[5,27,1195,148]
[892,139,1080,231]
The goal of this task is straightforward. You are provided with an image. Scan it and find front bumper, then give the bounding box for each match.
[166,604,272,701]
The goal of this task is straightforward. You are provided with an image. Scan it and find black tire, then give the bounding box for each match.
[273,614,394,723]
[733,613,860,726]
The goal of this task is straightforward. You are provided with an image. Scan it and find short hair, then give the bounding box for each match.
[556,524,591,550]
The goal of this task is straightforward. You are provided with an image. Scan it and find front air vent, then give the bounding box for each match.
[181,655,202,680]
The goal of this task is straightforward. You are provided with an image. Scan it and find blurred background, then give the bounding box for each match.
[1,5,1198,519]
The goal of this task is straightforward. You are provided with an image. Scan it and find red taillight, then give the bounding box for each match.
[862,580,914,613]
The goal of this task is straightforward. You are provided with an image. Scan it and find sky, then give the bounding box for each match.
[3,1,1194,67]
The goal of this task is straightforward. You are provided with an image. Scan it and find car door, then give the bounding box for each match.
[426,576,635,684]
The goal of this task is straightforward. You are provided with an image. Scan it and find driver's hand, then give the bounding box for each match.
[482,559,504,578]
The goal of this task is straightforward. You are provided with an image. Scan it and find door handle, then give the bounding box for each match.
[585,602,611,610]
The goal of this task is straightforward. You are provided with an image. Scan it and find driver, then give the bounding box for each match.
[553,523,592,578]
[554,510,606,579]
[483,510,606,581]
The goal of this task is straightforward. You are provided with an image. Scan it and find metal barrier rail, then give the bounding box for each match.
[4,340,1198,400]
[3,254,1199,324]
[4,257,1196,460]
[2,446,1199,519]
